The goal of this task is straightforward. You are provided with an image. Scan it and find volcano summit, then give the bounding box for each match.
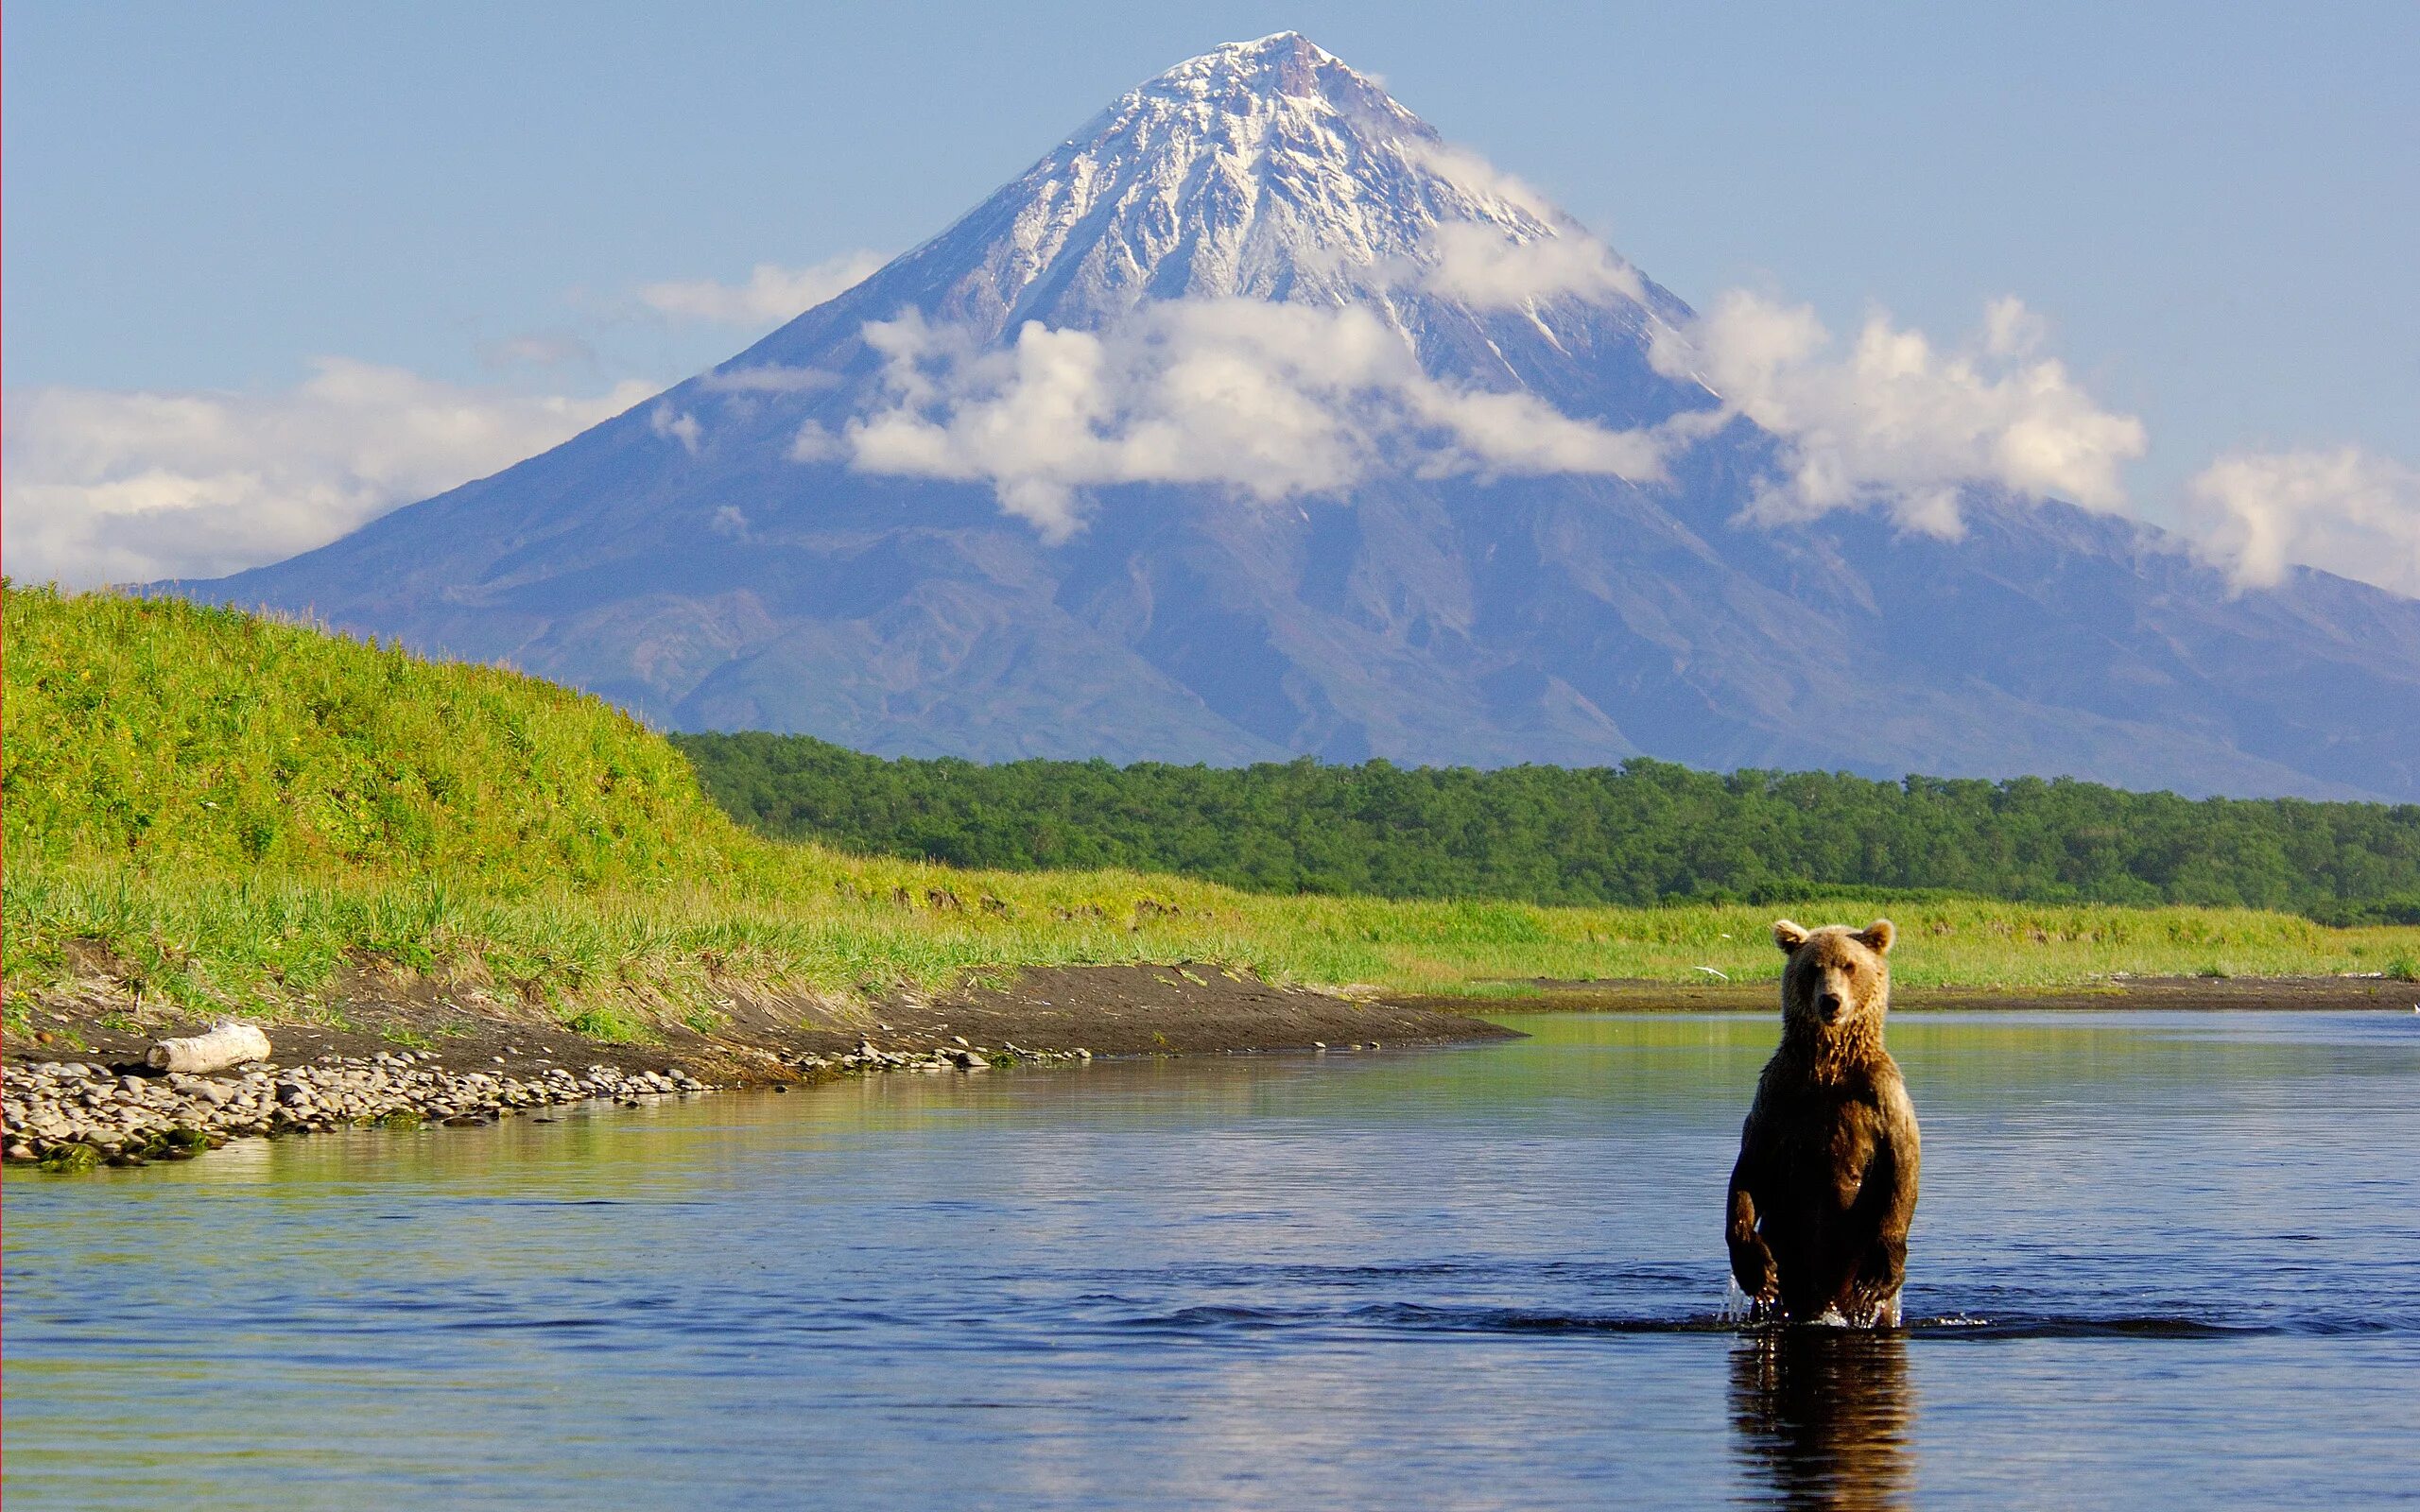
[178,34,2420,799]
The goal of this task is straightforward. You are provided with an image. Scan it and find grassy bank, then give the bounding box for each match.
[6,585,2412,1041]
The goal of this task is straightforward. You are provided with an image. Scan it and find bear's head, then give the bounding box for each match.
[1772,919,1895,1054]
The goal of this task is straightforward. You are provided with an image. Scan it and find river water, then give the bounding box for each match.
[6,1010,2416,1510]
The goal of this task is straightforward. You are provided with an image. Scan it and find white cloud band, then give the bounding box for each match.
[1651,291,2148,538]
[637,253,887,328]
[840,301,1669,541]
[2185,446,2420,596]
[1419,221,1645,309]
[3,360,650,587]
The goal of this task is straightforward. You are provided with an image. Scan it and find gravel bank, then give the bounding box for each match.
[5,962,1516,1174]
[3,1037,1092,1173]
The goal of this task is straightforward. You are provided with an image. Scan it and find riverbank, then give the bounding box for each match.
[2,962,1518,1170]
[16,958,2409,1174]
[8,961,1519,1078]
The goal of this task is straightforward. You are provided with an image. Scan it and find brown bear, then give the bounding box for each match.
[1726,919,1921,1327]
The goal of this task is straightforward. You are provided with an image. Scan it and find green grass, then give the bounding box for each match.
[5,582,727,886]
[6,583,2411,1038]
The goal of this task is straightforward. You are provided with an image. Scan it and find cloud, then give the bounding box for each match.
[2,360,652,587]
[698,365,839,394]
[1395,139,1561,225]
[787,420,842,462]
[1980,295,2046,359]
[2183,446,2420,596]
[478,331,597,370]
[649,404,702,455]
[637,252,887,328]
[842,301,1669,541]
[1382,135,1645,312]
[1419,222,1645,310]
[1651,291,2147,538]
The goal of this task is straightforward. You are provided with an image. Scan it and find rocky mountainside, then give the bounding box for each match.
[175,34,2420,799]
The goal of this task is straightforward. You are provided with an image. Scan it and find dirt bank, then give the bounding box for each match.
[5,962,1519,1085]
[15,966,2397,1092]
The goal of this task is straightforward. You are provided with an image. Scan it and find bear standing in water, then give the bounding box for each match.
[1727,919,1921,1327]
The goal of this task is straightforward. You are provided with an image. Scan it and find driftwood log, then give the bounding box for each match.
[146,1022,272,1074]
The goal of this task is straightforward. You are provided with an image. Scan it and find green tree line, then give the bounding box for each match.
[670,733,2420,924]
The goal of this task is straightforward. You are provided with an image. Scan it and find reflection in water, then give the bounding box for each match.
[1730,1330,1914,1511]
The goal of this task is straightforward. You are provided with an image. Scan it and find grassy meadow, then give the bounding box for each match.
[6,584,2412,1040]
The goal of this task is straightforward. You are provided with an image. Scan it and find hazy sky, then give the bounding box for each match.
[6,0,2414,581]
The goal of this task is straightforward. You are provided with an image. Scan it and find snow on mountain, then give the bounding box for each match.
[919,33,1629,328]
[170,34,2420,800]
[738,34,1689,387]
[697,35,1707,541]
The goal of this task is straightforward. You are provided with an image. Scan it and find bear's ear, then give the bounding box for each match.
[1772,919,1810,953]
[1856,919,1896,955]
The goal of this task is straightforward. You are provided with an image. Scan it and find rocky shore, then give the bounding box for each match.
[2,1037,1094,1174]
[4,961,1519,1174]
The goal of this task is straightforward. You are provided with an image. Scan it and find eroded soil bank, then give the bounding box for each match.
[3,963,1518,1170]
[5,962,1519,1086]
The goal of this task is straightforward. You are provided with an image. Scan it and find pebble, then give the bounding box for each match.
[5,1032,1099,1173]
[810,1041,1089,1076]
[0,1054,700,1171]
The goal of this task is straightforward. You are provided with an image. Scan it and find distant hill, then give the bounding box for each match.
[172,33,2420,800]
[675,730,2420,924]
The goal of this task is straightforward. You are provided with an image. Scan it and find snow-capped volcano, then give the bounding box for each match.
[173,35,2420,800]
[898,32,1645,331]
[715,26,1698,501]
[704,33,1701,541]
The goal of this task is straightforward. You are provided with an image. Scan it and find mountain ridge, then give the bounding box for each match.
[170,33,2420,801]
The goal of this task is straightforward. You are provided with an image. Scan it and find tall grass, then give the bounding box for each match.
[4,583,730,885]
[5,584,2411,1034]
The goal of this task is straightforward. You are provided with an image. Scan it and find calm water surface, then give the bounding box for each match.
[7,1010,2417,1509]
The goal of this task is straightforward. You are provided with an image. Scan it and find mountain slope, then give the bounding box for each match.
[173,33,2420,799]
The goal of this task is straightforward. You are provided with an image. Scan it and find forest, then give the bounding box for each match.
[673,734,2420,924]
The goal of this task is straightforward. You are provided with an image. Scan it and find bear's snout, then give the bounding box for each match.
[1817,990,1846,1022]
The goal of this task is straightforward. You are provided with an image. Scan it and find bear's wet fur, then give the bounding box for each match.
[1726,919,1921,1327]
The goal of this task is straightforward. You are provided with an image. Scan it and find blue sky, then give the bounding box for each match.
[6,1,2415,586]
